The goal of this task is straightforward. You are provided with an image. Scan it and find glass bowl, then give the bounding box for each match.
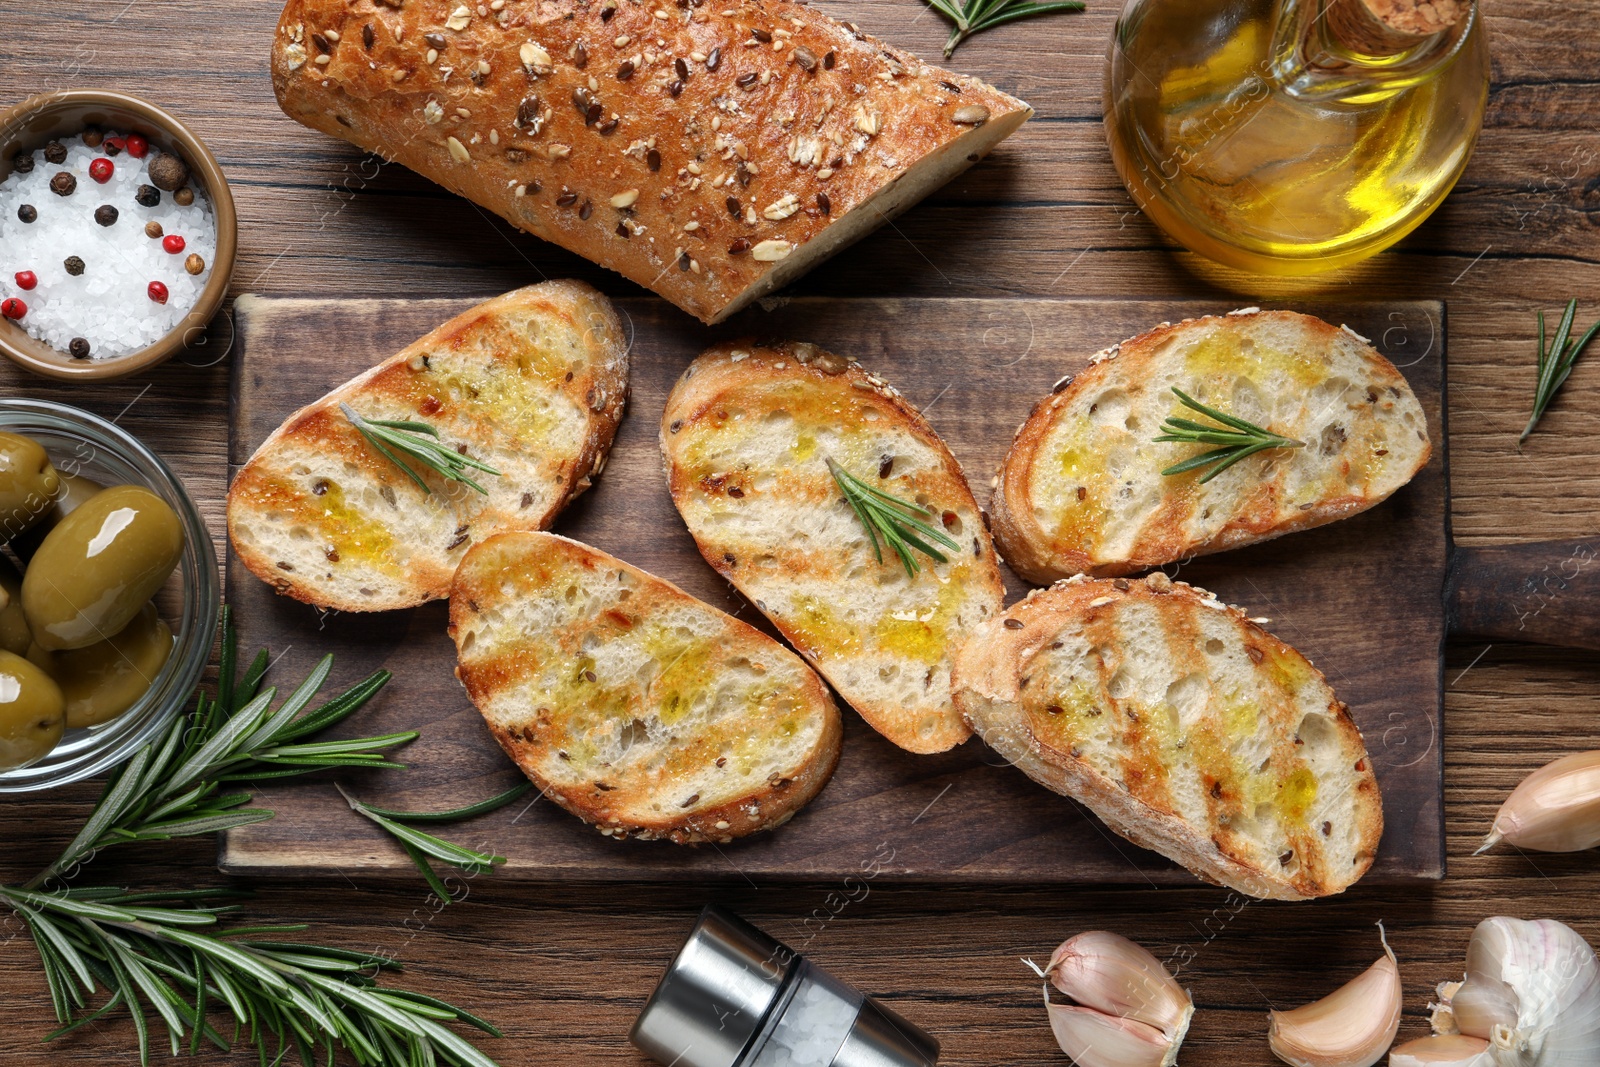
[0,399,218,793]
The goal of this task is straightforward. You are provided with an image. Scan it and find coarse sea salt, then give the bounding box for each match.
[0,133,217,360]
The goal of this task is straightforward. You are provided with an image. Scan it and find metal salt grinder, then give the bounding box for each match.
[631,905,940,1067]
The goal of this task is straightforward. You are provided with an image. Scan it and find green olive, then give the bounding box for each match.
[0,649,65,772]
[27,602,173,729]
[11,472,106,562]
[23,485,185,652]
[0,431,61,541]
[0,555,28,656]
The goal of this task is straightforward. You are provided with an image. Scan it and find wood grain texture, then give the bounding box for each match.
[221,295,1450,886]
[2,1,1599,1065]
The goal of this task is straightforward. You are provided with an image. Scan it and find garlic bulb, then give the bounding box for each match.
[1387,1035,1493,1066]
[1441,917,1600,1065]
[1478,752,1600,854]
[1030,931,1193,1067]
[1267,925,1401,1067]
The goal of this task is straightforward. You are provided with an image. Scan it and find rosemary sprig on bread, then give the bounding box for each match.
[1154,388,1304,483]
[339,403,500,496]
[827,457,961,578]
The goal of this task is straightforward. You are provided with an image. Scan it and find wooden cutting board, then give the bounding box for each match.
[220,295,1450,885]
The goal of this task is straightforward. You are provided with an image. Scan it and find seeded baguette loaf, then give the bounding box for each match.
[270,0,1031,324]
[450,530,842,843]
[951,572,1383,900]
[991,310,1432,583]
[228,281,628,612]
[661,339,1005,753]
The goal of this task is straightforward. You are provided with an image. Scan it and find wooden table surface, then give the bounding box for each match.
[2,1,1597,1065]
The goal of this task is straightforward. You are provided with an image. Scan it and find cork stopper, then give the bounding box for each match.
[1324,0,1467,54]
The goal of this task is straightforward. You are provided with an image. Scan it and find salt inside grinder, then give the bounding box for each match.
[631,906,940,1067]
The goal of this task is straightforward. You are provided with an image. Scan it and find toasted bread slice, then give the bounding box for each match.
[229,282,629,611]
[449,531,842,844]
[951,572,1382,900]
[661,340,1006,754]
[991,310,1431,583]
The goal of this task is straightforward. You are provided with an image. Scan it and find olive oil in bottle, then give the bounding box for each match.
[1104,0,1488,275]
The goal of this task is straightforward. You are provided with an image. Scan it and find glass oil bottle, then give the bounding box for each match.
[1104,0,1489,275]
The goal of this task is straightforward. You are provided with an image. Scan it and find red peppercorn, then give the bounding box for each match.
[14,271,36,291]
[162,234,186,254]
[125,134,149,158]
[88,158,114,184]
[147,281,168,305]
[103,136,125,156]
[1,298,26,320]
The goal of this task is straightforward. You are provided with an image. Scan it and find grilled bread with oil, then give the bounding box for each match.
[229,282,629,612]
[991,310,1431,583]
[661,340,1006,754]
[951,572,1383,900]
[449,531,842,844]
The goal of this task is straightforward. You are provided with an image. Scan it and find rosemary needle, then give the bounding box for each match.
[339,402,501,496]
[921,0,1085,57]
[1520,299,1600,447]
[827,457,961,579]
[1154,388,1304,484]
[336,783,505,902]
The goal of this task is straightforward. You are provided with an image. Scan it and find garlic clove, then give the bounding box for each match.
[1478,751,1600,854]
[1450,916,1600,1064]
[1428,981,1463,1036]
[1386,1035,1493,1066]
[1267,924,1402,1067]
[1047,931,1196,1038]
[1045,1001,1174,1067]
[1032,932,1192,1067]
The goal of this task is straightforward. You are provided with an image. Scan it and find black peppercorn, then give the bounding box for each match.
[134,184,160,207]
[16,204,36,224]
[147,152,189,192]
[12,151,33,174]
[82,127,104,149]
[49,172,76,197]
[63,256,85,276]
[43,141,67,164]
[174,187,194,207]
[68,338,91,359]
[94,204,118,227]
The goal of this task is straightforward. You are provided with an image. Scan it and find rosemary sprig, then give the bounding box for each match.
[827,457,961,579]
[2,609,503,1067]
[26,608,412,892]
[1520,299,1600,447]
[921,0,1085,57]
[0,884,500,1067]
[1154,388,1304,484]
[339,402,501,496]
[338,783,530,902]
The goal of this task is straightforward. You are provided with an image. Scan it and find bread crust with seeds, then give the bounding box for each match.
[951,572,1383,900]
[270,0,1031,324]
[228,281,629,612]
[991,310,1432,583]
[450,530,842,843]
[661,339,1005,754]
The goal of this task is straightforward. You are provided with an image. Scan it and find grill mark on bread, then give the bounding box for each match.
[953,575,1382,900]
[228,282,629,611]
[662,339,1005,753]
[450,532,842,843]
[991,311,1431,583]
